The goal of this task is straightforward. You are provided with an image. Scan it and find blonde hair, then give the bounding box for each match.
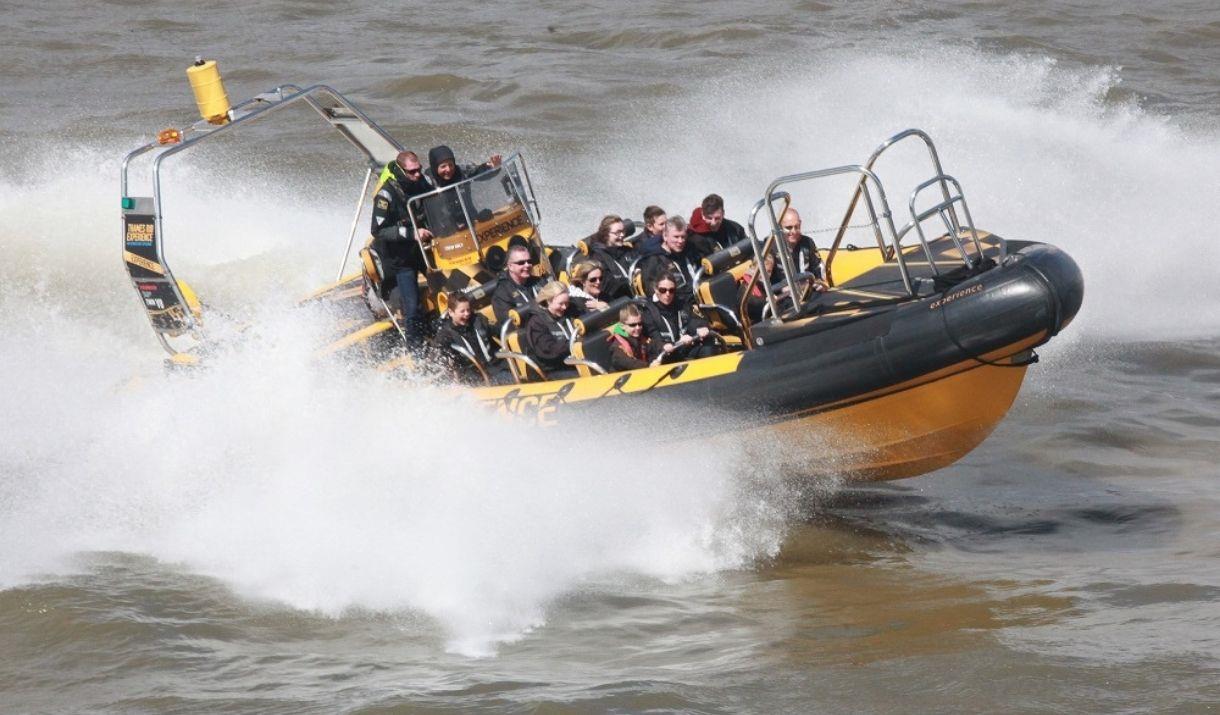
[570,261,602,286]
[535,280,568,306]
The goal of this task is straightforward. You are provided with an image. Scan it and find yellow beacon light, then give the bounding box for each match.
[186,56,231,125]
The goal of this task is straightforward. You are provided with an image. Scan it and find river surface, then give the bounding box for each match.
[2,1,1219,712]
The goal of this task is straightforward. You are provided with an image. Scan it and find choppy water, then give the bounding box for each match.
[2,1,1219,712]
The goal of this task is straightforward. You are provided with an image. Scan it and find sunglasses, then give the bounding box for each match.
[624,321,642,327]
[510,259,531,266]
[656,286,675,294]
[782,224,801,232]
[586,275,602,283]
[404,167,423,176]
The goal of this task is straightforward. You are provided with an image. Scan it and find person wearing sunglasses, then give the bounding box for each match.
[607,304,664,371]
[567,260,610,315]
[370,150,436,348]
[687,193,747,258]
[641,273,715,363]
[778,207,829,291]
[491,244,542,327]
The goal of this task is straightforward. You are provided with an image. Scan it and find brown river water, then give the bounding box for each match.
[1,1,1218,712]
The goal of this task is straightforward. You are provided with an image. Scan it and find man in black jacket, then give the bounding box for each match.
[370,150,435,347]
[491,244,542,328]
[639,216,701,305]
[778,208,829,290]
[687,193,747,257]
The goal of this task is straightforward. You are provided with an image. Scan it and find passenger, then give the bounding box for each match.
[370,150,435,348]
[432,292,508,384]
[586,214,633,300]
[634,205,668,257]
[779,208,829,289]
[641,273,715,363]
[687,193,747,257]
[523,280,578,378]
[639,216,701,305]
[422,145,504,234]
[491,244,543,327]
[567,261,610,315]
[427,144,502,188]
[607,304,664,371]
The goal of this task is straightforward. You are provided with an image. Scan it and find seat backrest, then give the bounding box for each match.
[696,271,744,334]
[575,328,615,377]
[700,237,755,277]
[502,328,547,383]
[573,296,633,337]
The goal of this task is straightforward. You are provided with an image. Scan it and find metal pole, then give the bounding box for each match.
[337,166,374,281]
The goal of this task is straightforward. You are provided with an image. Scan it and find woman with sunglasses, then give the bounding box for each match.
[607,304,664,371]
[641,273,714,364]
[567,260,610,315]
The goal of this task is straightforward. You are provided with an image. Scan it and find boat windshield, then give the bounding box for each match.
[406,154,538,259]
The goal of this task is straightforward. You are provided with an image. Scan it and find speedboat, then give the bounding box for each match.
[120,61,1083,481]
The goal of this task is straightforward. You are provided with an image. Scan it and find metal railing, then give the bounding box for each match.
[748,165,910,318]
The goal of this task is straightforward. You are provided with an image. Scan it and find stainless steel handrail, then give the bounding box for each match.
[336,167,374,280]
[826,128,954,271]
[758,166,911,307]
[899,174,992,270]
[746,191,790,322]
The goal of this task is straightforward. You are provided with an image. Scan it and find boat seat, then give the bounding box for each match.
[699,237,755,277]
[546,245,573,283]
[496,324,547,383]
[690,272,743,341]
[437,276,500,330]
[570,328,614,377]
[360,244,386,296]
[573,297,634,336]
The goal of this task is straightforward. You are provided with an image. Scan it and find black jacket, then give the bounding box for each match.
[420,145,496,236]
[639,248,701,304]
[491,275,542,327]
[432,313,496,367]
[370,161,434,274]
[688,218,746,257]
[781,234,825,281]
[522,307,574,373]
[587,243,633,300]
[641,298,707,346]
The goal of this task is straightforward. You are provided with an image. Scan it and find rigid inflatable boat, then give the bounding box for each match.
[120,62,1083,481]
